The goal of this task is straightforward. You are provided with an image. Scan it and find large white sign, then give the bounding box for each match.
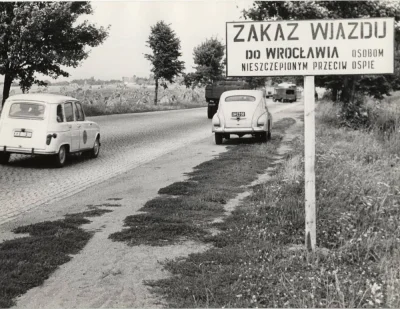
[226,18,394,76]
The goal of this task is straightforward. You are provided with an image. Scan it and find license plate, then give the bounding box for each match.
[232,112,245,117]
[14,131,32,138]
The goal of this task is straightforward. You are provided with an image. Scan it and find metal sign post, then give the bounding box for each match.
[304,76,316,251]
[225,17,395,252]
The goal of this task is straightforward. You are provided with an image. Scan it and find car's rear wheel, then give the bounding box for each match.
[54,145,67,168]
[224,134,230,139]
[259,132,267,143]
[90,137,100,158]
[267,122,272,140]
[0,152,10,165]
[215,133,223,145]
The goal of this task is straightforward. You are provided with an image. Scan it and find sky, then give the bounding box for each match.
[64,1,252,81]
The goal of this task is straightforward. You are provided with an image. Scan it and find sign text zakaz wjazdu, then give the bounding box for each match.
[226,18,394,76]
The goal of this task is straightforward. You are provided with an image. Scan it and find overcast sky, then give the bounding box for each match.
[64,1,251,81]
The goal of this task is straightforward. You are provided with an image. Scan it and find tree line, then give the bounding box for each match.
[1,1,400,107]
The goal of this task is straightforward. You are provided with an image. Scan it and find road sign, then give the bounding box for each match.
[226,17,395,251]
[226,18,394,77]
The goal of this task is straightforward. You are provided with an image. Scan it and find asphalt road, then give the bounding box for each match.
[0,100,302,224]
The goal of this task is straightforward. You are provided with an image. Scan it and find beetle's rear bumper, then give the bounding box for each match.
[213,127,265,134]
[0,146,56,155]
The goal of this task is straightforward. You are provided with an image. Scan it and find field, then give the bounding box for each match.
[0,83,206,116]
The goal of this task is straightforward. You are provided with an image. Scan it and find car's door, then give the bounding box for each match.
[74,102,95,150]
[64,101,80,152]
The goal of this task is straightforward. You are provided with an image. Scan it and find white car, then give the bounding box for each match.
[0,93,101,167]
[212,90,272,145]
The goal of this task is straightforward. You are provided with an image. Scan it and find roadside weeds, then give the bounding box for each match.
[109,118,296,247]
[136,101,400,308]
[0,202,121,308]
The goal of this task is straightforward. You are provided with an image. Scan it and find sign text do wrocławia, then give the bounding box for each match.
[226,18,394,76]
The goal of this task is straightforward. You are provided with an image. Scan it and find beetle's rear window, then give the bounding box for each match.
[9,103,45,119]
[225,95,256,102]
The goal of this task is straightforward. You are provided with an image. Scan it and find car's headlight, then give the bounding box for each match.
[212,115,220,127]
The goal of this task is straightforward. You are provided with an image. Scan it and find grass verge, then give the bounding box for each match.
[109,118,296,247]
[0,205,115,308]
[142,101,400,308]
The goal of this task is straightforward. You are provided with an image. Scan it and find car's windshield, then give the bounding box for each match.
[9,102,45,119]
[225,95,256,102]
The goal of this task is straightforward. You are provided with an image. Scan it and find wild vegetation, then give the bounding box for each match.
[0,84,206,116]
[109,118,296,247]
[134,93,400,308]
[59,85,205,116]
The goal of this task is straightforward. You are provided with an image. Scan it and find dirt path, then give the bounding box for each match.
[11,105,303,308]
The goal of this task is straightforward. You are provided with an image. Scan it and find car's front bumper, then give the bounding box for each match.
[0,146,56,155]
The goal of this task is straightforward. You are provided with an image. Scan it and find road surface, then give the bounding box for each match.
[0,100,302,224]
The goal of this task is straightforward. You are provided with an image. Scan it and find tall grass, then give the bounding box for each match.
[0,84,206,116]
[62,85,206,116]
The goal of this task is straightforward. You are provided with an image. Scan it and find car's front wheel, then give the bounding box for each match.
[215,133,223,145]
[54,145,67,168]
[90,137,100,158]
[0,152,10,165]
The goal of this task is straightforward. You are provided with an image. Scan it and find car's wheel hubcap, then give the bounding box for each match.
[94,140,99,155]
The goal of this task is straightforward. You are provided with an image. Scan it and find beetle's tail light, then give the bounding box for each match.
[212,115,221,127]
[257,114,266,127]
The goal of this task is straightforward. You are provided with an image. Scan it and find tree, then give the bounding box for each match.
[242,1,400,101]
[0,2,109,105]
[183,37,225,88]
[144,21,185,105]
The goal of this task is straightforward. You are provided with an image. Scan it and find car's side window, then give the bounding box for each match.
[56,104,64,123]
[64,102,74,122]
[75,102,85,121]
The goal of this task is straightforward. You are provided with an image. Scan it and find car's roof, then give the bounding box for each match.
[221,90,264,101]
[7,93,77,104]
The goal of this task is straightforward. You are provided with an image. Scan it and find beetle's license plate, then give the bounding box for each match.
[14,131,32,138]
[232,112,245,117]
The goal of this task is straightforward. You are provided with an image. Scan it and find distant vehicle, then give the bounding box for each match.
[212,90,272,145]
[205,79,251,119]
[0,93,101,167]
[273,83,297,103]
[265,86,274,98]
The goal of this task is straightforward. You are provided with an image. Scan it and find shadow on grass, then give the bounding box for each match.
[0,206,114,308]
[109,118,296,247]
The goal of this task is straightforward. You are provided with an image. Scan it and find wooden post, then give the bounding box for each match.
[304,75,316,251]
